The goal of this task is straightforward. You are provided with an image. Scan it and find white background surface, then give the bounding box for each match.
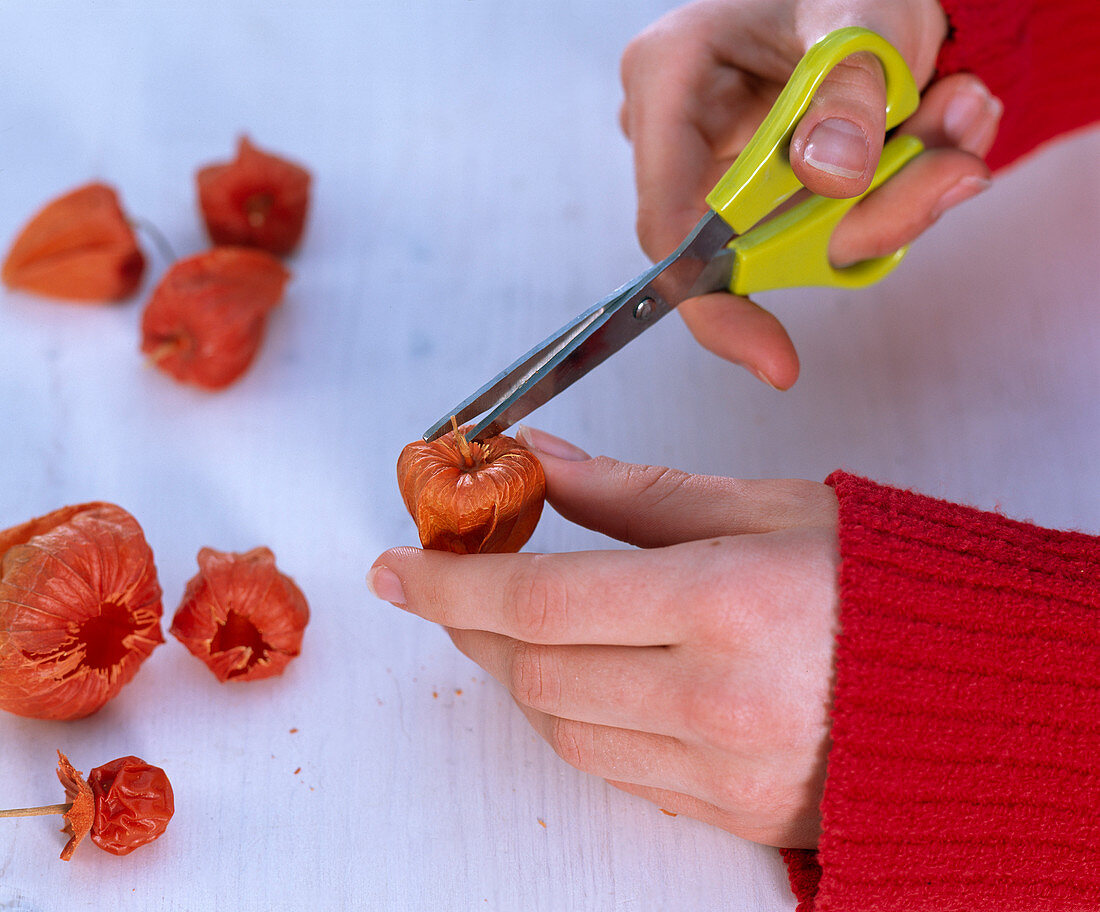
[0,2,1096,910]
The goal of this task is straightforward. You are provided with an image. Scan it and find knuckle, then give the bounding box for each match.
[613,461,705,544]
[683,686,761,751]
[622,462,694,511]
[506,556,569,643]
[635,211,663,260]
[507,641,561,714]
[618,101,631,139]
[619,37,644,85]
[619,27,661,86]
[709,768,783,819]
[828,51,886,96]
[801,54,887,159]
[547,716,594,772]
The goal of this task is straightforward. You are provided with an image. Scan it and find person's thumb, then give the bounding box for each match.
[788,51,887,199]
[514,426,836,547]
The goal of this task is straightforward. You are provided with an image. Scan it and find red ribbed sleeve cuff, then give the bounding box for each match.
[934,0,1100,170]
[783,472,1100,911]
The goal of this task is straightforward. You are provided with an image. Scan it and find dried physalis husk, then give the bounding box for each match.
[197,136,311,256]
[56,751,94,861]
[0,503,164,721]
[396,425,545,554]
[140,246,290,390]
[169,546,309,682]
[1,183,145,302]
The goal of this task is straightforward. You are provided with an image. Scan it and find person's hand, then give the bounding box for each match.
[369,426,841,848]
[619,0,1003,388]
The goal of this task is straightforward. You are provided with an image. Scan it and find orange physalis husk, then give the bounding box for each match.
[140,246,290,390]
[0,503,164,721]
[170,547,309,682]
[1,183,145,302]
[197,136,311,256]
[56,751,94,861]
[396,426,546,554]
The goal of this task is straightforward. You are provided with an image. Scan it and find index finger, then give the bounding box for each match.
[628,86,715,261]
[368,544,710,647]
[621,30,730,260]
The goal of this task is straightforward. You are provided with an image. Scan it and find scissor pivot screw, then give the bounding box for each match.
[633,298,655,321]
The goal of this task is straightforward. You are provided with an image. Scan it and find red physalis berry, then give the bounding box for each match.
[0,503,164,721]
[170,546,309,682]
[140,246,290,390]
[197,136,311,256]
[1,182,145,302]
[87,756,174,856]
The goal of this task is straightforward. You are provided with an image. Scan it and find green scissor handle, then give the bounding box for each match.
[703,27,924,293]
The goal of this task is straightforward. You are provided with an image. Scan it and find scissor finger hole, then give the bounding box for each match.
[827,146,990,267]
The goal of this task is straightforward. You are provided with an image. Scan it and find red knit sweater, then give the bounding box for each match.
[781,4,1100,907]
[782,474,1100,910]
[933,0,1100,171]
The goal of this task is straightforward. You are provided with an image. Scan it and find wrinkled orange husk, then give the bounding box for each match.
[1,183,145,302]
[56,750,94,861]
[197,137,311,256]
[140,246,290,390]
[0,503,164,721]
[397,430,545,554]
[169,546,309,682]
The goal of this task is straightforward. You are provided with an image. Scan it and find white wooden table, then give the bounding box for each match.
[0,2,1096,910]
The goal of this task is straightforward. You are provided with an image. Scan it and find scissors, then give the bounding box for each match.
[425,27,924,444]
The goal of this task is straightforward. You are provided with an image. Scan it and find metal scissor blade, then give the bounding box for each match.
[424,209,737,443]
[459,269,663,442]
[423,304,604,442]
[423,273,652,442]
